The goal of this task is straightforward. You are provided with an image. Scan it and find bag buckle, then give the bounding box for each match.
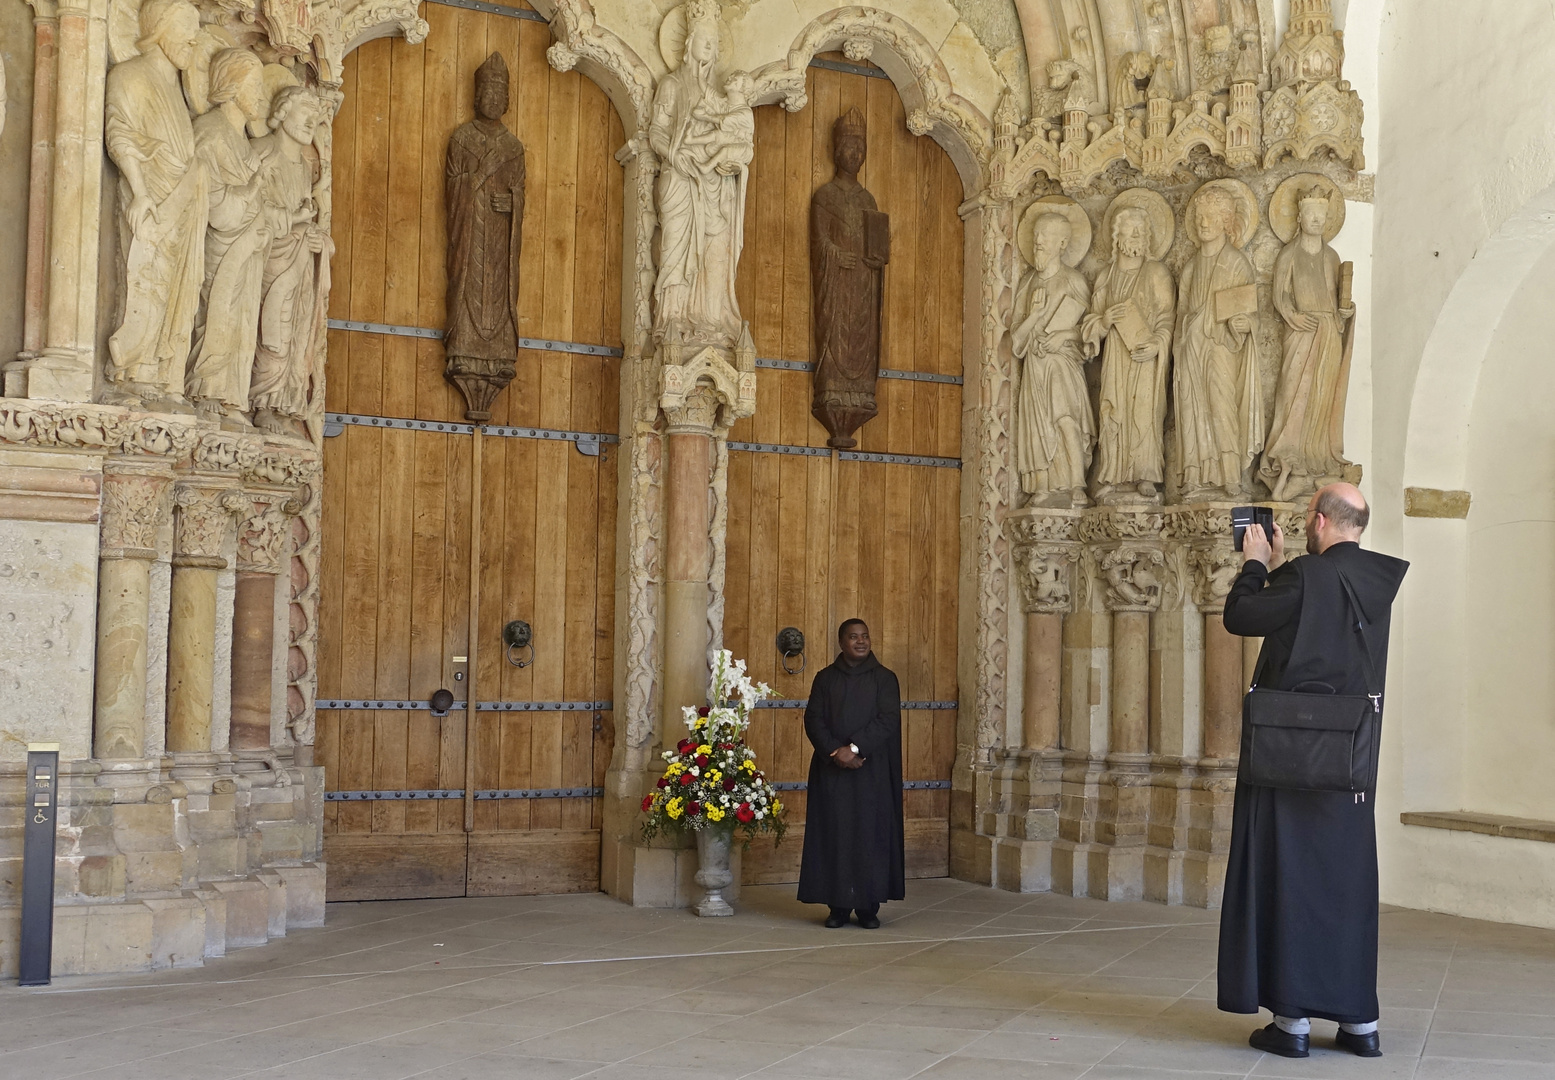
[1368,693,1381,713]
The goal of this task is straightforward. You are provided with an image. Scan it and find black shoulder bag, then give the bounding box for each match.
[1240,571,1382,795]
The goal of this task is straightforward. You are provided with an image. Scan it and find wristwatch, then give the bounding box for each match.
[849,743,860,755]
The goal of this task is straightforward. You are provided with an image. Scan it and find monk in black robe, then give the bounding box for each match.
[797,619,904,928]
[444,51,525,421]
[1219,483,1408,1059]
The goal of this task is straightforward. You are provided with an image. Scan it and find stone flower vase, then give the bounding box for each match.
[694,826,735,917]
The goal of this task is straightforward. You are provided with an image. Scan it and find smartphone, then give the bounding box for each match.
[1231,505,1276,552]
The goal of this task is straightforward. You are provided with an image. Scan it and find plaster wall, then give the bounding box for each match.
[1368,0,1555,926]
[0,0,35,365]
[1461,245,1555,822]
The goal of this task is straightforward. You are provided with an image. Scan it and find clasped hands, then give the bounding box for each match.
[1242,522,1285,569]
[830,744,866,770]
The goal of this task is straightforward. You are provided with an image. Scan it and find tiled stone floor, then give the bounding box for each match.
[4,879,1555,1080]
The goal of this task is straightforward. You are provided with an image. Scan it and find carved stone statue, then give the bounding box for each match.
[187,48,273,429]
[648,0,753,346]
[1082,191,1175,504]
[1260,180,1355,501]
[810,107,887,449]
[1012,199,1093,508]
[104,0,207,412]
[444,51,526,422]
[251,85,326,436]
[1173,180,1262,500]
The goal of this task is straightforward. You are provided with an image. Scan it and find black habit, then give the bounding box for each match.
[796,652,905,908]
[1217,541,1408,1024]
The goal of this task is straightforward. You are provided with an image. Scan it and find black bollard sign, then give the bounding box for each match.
[19,743,60,987]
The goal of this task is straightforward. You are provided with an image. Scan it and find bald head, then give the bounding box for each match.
[1307,482,1368,553]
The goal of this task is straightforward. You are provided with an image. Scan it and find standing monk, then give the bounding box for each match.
[797,620,904,928]
[1219,484,1408,1059]
[810,106,887,449]
[443,52,525,422]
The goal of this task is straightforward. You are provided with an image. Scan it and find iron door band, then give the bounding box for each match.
[326,788,603,801]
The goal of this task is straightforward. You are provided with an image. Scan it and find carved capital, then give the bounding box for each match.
[658,342,757,435]
[100,464,172,560]
[1186,543,1241,610]
[192,430,260,478]
[1014,543,1081,615]
[236,493,301,574]
[171,482,247,567]
[1098,544,1165,613]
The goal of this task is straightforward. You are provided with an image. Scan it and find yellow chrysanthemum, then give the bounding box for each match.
[772,799,783,814]
[741,760,756,773]
[705,806,726,822]
[666,797,684,819]
[665,762,683,776]
[706,769,722,785]
[696,744,712,756]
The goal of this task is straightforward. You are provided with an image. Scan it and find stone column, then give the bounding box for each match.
[1007,509,1082,753]
[1089,510,1164,900]
[94,462,172,764]
[166,480,245,762]
[29,0,106,400]
[1188,541,1244,760]
[661,408,715,722]
[5,0,58,396]
[230,494,295,758]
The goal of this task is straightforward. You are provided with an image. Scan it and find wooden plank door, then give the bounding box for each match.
[317,0,623,901]
[724,62,966,886]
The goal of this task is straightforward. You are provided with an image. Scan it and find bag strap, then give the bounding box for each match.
[1336,569,1382,709]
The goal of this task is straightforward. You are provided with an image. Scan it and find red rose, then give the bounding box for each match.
[723,778,736,791]
[687,801,701,815]
[641,795,654,812]
[736,803,754,823]
[719,742,734,750]
[677,739,695,754]
[695,754,709,767]
[679,773,695,787]
[697,706,710,717]
[656,777,669,789]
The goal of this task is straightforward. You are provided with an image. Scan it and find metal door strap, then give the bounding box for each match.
[754,357,962,386]
[728,441,961,469]
[423,0,547,20]
[317,699,612,712]
[770,779,951,792]
[322,412,618,456]
[754,699,956,710]
[325,786,603,801]
[327,319,622,358]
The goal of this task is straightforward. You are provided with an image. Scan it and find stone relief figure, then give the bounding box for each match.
[443,51,526,422]
[810,107,888,450]
[1173,180,1262,501]
[186,48,273,429]
[103,0,208,412]
[1260,177,1355,501]
[648,0,753,347]
[251,85,327,435]
[1012,198,1094,508]
[1083,190,1175,504]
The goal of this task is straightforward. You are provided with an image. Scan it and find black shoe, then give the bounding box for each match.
[824,908,849,929]
[857,912,881,929]
[1249,1023,1309,1058]
[1335,1029,1382,1057]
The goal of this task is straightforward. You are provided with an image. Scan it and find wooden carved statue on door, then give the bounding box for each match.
[445,51,526,421]
[810,106,889,449]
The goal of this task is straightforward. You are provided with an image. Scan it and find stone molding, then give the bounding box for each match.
[545,0,655,135]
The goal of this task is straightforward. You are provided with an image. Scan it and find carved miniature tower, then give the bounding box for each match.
[1261,0,1364,169]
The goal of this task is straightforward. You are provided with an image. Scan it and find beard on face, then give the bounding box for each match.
[1116,236,1147,259]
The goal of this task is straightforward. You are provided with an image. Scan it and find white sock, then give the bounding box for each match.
[1340,1021,1379,1035]
[1274,1015,1311,1035]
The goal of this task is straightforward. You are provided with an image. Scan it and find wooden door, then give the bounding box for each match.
[316,0,623,901]
[724,60,965,885]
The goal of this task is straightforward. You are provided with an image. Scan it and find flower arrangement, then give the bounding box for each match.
[641,650,787,846]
